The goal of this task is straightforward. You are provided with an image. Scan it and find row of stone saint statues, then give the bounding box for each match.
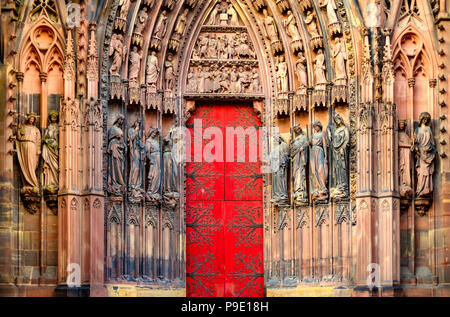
[15,112,59,204]
[107,116,180,207]
[270,114,350,207]
[270,112,437,209]
[398,113,436,212]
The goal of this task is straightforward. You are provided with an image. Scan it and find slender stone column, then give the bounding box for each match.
[355,30,377,296]
[377,32,400,296]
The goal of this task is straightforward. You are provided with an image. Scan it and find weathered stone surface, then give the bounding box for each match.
[0,0,448,298]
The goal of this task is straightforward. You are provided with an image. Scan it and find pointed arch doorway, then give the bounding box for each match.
[185,102,264,297]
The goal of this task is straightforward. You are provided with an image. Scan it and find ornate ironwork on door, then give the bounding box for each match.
[186,104,264,297]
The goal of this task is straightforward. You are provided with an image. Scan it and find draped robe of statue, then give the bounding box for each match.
[331,115,349,199]
[314,51,327,85]
[128,121,144,198]
[154,11,168,39]
[107,118,125,196]
[270,137,290,206]
[332,38,347,81]
[109,34,124,76]
[146,130,161,202]
[322,0,339,24]
[285,12,301,41]
[42,113,59,192]
[119,0,131,19]
[296,54,308,88]
[414,114,436,197]
[291,130,308,205]
[163,129,179,195]
[129,48,141,83]
[399,122,413,197]
[311,123,328,200]
[16,116,41,191]
[146,52,159,88]
[263,10,279,43]
[135,8,149,34]
[174,9,188,36]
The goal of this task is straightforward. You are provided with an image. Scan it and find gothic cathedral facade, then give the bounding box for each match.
[0,0,449,297]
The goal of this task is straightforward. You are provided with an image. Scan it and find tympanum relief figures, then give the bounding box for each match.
[187,13,262,96]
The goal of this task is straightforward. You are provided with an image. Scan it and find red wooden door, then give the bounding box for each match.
[186,104,264,297]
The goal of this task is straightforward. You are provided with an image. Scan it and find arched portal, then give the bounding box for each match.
[100,0,357,295]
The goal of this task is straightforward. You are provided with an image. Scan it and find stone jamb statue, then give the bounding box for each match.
[291,125,309,206]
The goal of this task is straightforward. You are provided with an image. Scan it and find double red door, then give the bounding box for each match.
[186,104,264,297]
